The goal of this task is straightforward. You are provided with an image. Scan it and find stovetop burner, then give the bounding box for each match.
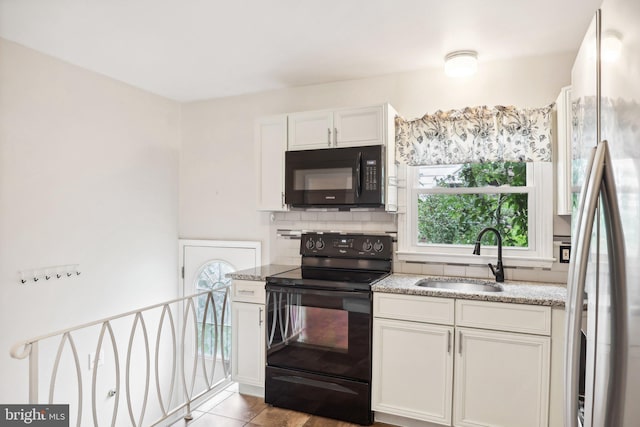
[266,232,393,291]
[267,267,390,291]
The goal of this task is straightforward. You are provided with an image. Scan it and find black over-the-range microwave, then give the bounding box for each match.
[284,145,385,209]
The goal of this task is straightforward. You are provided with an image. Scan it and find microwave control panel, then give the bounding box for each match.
[364,159,378,191]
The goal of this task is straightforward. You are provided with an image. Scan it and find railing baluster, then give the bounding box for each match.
[155,304,176,417]
[181,298,199,403]
[200,292,214,389]
[49,332,83,427]
[209,291,218,385]
[92,321,120,427]
[106,321,120,427]
[220,287,230,377]
[126,313,150,427]
[11,287,232,427]
[29,342,38,404]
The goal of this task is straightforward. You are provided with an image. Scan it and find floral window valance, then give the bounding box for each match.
[395,104,554,166]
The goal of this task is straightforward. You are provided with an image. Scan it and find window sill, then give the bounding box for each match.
[395,251,556,269]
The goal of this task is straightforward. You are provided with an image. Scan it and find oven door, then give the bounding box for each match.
[284,145,384,207]
[265,284,372,382]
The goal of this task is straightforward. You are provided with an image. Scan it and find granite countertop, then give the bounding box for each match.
[372,274,568,307]
[226,264,298,281]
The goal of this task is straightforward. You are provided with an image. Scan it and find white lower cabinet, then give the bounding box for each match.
[373,293,553,427]
[373,318,454,425]
[372,293,455,425]
[453,328,550,427]
[231,280,265,392]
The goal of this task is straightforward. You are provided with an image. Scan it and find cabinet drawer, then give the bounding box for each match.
[374,293,454,325]
[232,280,265,303]
[455,300,551,336]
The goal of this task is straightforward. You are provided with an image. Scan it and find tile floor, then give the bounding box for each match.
[170,383,396,427]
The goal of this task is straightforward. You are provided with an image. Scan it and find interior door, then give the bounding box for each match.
[179,240,261,398]
[181,240,261,296]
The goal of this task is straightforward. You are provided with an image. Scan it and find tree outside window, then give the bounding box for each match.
[416,162,529,249]
[196,261,233,363]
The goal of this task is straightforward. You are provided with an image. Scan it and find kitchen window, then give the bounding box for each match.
[397,161,554,268]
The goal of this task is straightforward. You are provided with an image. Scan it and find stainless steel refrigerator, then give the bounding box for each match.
[565,0,640,426]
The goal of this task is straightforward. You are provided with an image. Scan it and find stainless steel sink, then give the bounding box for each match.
[415,279,503,293]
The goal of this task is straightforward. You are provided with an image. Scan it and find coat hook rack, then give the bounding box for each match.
[19,264,81,285]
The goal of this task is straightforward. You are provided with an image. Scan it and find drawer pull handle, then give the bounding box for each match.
[238,289,255,295]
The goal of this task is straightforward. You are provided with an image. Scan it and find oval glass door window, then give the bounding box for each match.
[195,260,233,363]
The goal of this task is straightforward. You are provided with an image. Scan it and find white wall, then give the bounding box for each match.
[0,40,574,407]
[0,39,181,403]
[179,51,575,265]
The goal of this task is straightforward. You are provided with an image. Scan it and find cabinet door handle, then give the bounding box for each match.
[334,127,338,145]
[458,330,463,354]
[447,330,452,353]
[327,128,332,146]
[259,307,264,326]
[281,191,285,208]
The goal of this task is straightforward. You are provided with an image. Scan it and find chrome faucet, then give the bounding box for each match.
[472,227,505,282]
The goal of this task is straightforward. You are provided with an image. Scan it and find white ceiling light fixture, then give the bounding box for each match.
[444,50,478,78]
[601,30,622,62]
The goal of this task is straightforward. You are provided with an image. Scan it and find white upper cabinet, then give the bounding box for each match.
[555,86,572,215]
[287,110,334,150]
[255,103,398,212]
[334,105,384,148]
[288,105,387,150]
[255,115,288,211]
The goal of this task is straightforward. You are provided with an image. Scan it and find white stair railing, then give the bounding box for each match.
[10,287,232,427]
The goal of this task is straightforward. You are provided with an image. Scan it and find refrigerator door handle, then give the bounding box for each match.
[600,140,628,426]
[565,140,629,427]
[564,143,603,427]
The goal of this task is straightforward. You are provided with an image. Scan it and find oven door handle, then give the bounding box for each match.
[265,284,369,300]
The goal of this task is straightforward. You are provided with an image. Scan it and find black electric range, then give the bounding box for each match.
[264,232,392,425]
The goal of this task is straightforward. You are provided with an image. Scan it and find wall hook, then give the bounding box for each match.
[19,263,81,285]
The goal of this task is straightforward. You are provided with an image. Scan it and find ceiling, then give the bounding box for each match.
[0,0,601,102]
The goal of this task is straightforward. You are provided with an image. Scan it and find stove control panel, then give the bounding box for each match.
[300,233,392,259]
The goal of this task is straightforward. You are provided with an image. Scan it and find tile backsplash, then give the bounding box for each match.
[269,210,569,285]
[270,210,396,265]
